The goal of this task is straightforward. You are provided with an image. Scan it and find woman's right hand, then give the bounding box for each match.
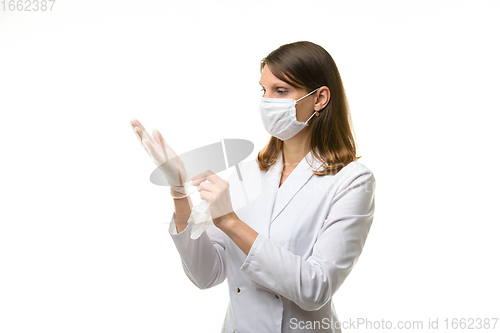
[130,117,191,189]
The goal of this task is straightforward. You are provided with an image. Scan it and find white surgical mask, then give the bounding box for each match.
[259,88,319,141]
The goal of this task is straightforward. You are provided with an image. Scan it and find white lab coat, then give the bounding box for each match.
[168,149,376,333]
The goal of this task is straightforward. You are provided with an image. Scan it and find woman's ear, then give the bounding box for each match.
[315,86,330,111]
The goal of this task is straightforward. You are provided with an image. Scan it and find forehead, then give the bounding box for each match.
[259,65,292,87]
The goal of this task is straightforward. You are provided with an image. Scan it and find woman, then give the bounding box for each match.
[131,41,375,333]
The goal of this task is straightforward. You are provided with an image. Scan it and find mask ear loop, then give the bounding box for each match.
[296,88,319,103]
[296,87,320,126]
[304,110,317,126]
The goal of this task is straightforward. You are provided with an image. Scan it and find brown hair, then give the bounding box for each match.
[257,41,361,176]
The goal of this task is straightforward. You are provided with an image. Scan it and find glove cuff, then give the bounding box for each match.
[170,183,199,199]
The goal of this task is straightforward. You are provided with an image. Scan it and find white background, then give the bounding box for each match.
[1,1,499,332]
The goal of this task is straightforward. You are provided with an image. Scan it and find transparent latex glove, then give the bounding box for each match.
[130,117,213,239]
[130,117,197,198]
[186,196,213,239]
[190,170,236,229]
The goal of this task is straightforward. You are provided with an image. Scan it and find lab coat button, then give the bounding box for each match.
[236,287,241,293]
[275,294,279,299]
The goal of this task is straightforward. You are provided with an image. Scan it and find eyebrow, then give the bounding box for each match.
[259,81,291,88]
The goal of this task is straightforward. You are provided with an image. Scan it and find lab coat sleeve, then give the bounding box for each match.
[239,171,375,311]
[168,212,227,290]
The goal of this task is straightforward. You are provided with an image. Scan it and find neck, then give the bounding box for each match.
[281,129,312,171]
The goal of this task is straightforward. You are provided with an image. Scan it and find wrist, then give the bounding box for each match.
[170,187,186,198]
[216,212,239,231]
[170,184,196,199]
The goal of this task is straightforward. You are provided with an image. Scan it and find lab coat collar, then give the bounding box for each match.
[267,149,323,223]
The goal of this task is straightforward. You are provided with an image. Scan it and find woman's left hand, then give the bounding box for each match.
[191,170,236,228]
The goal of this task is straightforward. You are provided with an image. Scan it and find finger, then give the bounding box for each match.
[134,127,146,141]
[154,128,168,148]
[132,127,141,142]
[151,128,171,164]
[198,181,215,193]
[199,191,214,203]
[191,173,207,185]
[141,134,155,157]
[191,178,206,186]
[151,128,163,147]
[152,127,176,157]
[204,170,222,184]
[132,127,150,154]
[130,118,137,129]
[131,121,142,141]
[192,170,220,185]
[131,117,147,133]
[135,127,153,149]
[136,127,157,149]
[130,118,146,137]
[132,118,156,144]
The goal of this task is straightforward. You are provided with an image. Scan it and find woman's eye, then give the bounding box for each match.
[261,87,288,96]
